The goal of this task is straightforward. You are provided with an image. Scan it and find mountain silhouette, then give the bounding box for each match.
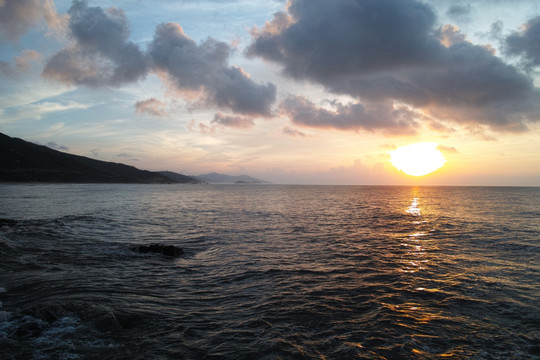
[0,132,199,184]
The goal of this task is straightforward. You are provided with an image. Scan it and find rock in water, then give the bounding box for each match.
[162,245,183,257]
[135,243,183,257]
[0,219,18,227]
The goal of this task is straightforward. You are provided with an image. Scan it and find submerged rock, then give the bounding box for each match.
[0,218,18,227]
[93,311,133,333]
[135,243,183,257]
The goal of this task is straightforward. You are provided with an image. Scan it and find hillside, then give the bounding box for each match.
[159,171,203,184]
[196,172,271,184]
[0,133,198,184]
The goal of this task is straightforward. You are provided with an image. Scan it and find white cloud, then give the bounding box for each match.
[1,100,90,122]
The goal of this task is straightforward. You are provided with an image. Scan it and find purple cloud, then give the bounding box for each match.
[149,23,276,117]
[279,95,419,135]
[43,0,148,87]
[135,98,168,117]
[212,112,255,129]
[248,0,540,132]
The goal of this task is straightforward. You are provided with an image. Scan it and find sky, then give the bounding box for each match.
[1,0,540,185]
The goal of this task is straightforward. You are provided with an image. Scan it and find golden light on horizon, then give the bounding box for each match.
[390,143,446,176]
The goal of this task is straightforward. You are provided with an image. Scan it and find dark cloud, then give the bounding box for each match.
[211,66,276,116]
[279,95,418,135]
[149,23,229,91]
[247,0,442,81]
[43,0,148,87]
[149,23,276,116]
[248,0,540,132]
[212,112,255,129]
[0,0,64,42]
[135,98,168,117]
[43,1,276,118]
[506,16,540,67]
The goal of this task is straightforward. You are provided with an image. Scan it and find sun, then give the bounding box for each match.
[390,143,446,176]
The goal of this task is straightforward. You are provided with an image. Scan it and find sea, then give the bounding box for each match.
[0,184,539,359]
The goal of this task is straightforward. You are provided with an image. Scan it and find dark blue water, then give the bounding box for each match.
[0,184,539,359]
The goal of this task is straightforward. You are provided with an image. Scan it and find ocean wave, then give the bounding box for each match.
[1,184,539,359]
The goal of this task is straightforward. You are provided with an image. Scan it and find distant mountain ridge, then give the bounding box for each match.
[0,132,199,184]
[159,171,202,184]
[195,172,271,184]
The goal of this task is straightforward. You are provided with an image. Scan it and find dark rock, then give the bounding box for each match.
[529,345,540,356]
[135,243,183,257]
[33,309,59,324]
[0,218,18,227]
[15,320,43,339]
[93,310,141,333]
[93,312,124,333]
[162,245,183,257]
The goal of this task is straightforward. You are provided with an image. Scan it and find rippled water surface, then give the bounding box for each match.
[0,184,539,359]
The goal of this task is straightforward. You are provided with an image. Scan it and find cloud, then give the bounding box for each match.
[283,126,309,137]
[42,1,276,118]
[188,119,218,135]
[247,0,441,80]
[43,0,149,87]
[279,95,419,135]
[2,100,90,122]
[187,112,255,134]
[148,23,276,116]
[436,24,467,47]
[446,4,472,22]
[248,0,540,132]
[0,0,65,42]
[134,98,168,117]
[212,112,254,129]
[117,153,139,161]
[506,16,540,67]
[0,50,40,77]
[437,145,458,154]
[263,159,392,185]
[46,141,69,151]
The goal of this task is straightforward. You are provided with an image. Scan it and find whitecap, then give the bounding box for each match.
[35,316,80,344]
[0,310,9,322]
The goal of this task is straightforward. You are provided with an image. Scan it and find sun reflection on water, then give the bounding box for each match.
[406,197,421,217]
[400,196,429,273]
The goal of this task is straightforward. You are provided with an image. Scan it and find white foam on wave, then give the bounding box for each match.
[0,287,7,293]
[0,310,12,340]
[0,312,117,358]
[35,316,80,345]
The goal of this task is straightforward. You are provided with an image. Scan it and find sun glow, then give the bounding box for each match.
[390,143,446,176]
